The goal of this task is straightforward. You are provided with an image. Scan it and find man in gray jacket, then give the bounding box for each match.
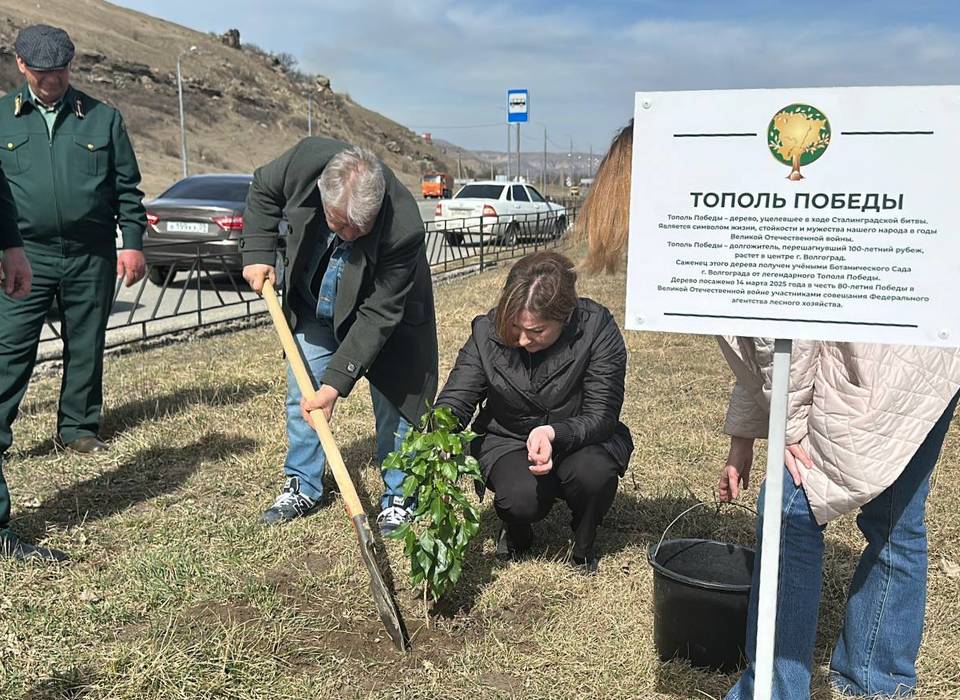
[242,139,437,532]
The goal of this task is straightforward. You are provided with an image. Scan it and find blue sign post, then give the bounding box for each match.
[507,89,529,123]
[507,89,528,181]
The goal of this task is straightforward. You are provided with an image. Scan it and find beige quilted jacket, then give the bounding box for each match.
[718,337,960,524]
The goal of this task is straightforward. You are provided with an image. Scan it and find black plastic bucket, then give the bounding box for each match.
[648,528,755,672]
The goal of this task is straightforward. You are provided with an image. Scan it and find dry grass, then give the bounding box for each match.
[1,255,959,699]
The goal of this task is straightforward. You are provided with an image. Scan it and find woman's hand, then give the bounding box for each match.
[718,436,755,502]
[785,443,814,486]
[527,425,555,475]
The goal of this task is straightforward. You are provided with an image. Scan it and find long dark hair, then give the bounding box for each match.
[494,251,578,345]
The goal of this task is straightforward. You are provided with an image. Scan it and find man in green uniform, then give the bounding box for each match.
[0,25,147,562]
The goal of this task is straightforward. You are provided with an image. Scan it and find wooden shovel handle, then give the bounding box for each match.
[261,279,365,519]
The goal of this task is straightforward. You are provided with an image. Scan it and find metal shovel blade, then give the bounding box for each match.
[353,513,410,651]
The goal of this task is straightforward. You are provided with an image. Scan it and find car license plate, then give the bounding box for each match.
[166,221,208,233]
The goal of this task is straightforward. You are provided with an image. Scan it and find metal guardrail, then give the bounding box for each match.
[36,205,578,360]
[426,206,575,274]
[37,243,265,360]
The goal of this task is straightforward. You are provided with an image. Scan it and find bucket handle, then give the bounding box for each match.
[652,500,758,561]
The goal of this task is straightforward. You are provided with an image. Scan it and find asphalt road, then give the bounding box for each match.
[36,200,472,360]
[418,199,437,221]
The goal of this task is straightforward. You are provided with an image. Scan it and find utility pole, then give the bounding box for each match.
[589,144,593,177]
[457,149,463,179]
[176,45,197,178]
[307,95,312,137]
[506,124,511,180]
[542,126,547,193]
[568,137,574,188]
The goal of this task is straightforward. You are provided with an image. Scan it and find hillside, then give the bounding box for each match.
[432,138,601,188]
[0,0,454,196]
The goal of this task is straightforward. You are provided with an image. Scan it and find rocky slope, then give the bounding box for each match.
[0,0,454,195]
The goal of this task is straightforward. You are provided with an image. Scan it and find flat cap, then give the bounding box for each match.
[14,24,75,71]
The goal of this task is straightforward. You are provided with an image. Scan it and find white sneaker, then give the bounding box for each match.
[261,476,318,524]
[377,497,414,534]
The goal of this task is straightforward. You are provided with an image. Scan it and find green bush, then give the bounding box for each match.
[382,407,484,604]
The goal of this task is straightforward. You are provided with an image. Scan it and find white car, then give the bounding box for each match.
[433,181,567,246]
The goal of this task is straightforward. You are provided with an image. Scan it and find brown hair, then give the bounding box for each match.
[494,251,578,344]
[576,120,633,274]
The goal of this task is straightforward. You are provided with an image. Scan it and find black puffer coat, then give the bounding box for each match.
[436,298,633,479]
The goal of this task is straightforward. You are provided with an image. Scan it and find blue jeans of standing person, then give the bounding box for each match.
[285,314,411,510]
[725,392,959,700]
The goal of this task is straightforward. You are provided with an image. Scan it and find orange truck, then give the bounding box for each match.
[421,172,454,199]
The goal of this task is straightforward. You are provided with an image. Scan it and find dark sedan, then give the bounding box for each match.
[143,173,253,285]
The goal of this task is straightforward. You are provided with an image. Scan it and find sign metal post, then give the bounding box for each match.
[508,89,529,181]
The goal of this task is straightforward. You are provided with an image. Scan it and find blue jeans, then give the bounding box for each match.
[284,314,411,510]
[726,392,958,700]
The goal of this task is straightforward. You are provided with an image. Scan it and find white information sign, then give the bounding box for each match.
[625,86,960,346]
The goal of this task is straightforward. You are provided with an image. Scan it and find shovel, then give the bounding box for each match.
[261,279,410,651]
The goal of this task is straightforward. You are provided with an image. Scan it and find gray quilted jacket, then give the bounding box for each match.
[718,337,960,524]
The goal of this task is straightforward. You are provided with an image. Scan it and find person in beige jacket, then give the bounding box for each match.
[718,338,960,699]
[578,122,960,699]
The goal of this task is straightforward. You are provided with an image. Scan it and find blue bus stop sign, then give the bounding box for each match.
[507,89,529,123]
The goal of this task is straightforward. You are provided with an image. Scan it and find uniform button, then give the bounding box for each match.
[347,362,356,372]
[283,257,290,266]
[87,144,94,150]
[6,143,12,150]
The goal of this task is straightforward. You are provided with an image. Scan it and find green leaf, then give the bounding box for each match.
[411,434,428,452]
[449,560,462,585]
[433,406,457,429]
[413,500,431,518]
[382,451,401,470]
[430,496,445,524]
[419,530,436,554]
[387,522,409,541]
[416,548,433,576]
[463,518,480,538]
[435,540,449,573]
[401,475,419,498]
[403,527,417,556]
[440,461,458,482]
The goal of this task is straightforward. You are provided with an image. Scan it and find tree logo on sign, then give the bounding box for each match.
[768,104,831,180]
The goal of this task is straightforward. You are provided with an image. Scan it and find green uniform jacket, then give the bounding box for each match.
[0,84,146,253]
[0,166,20,249]
[241,137,438,423]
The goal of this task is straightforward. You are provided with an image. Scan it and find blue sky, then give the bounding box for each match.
[114,0,960,154]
